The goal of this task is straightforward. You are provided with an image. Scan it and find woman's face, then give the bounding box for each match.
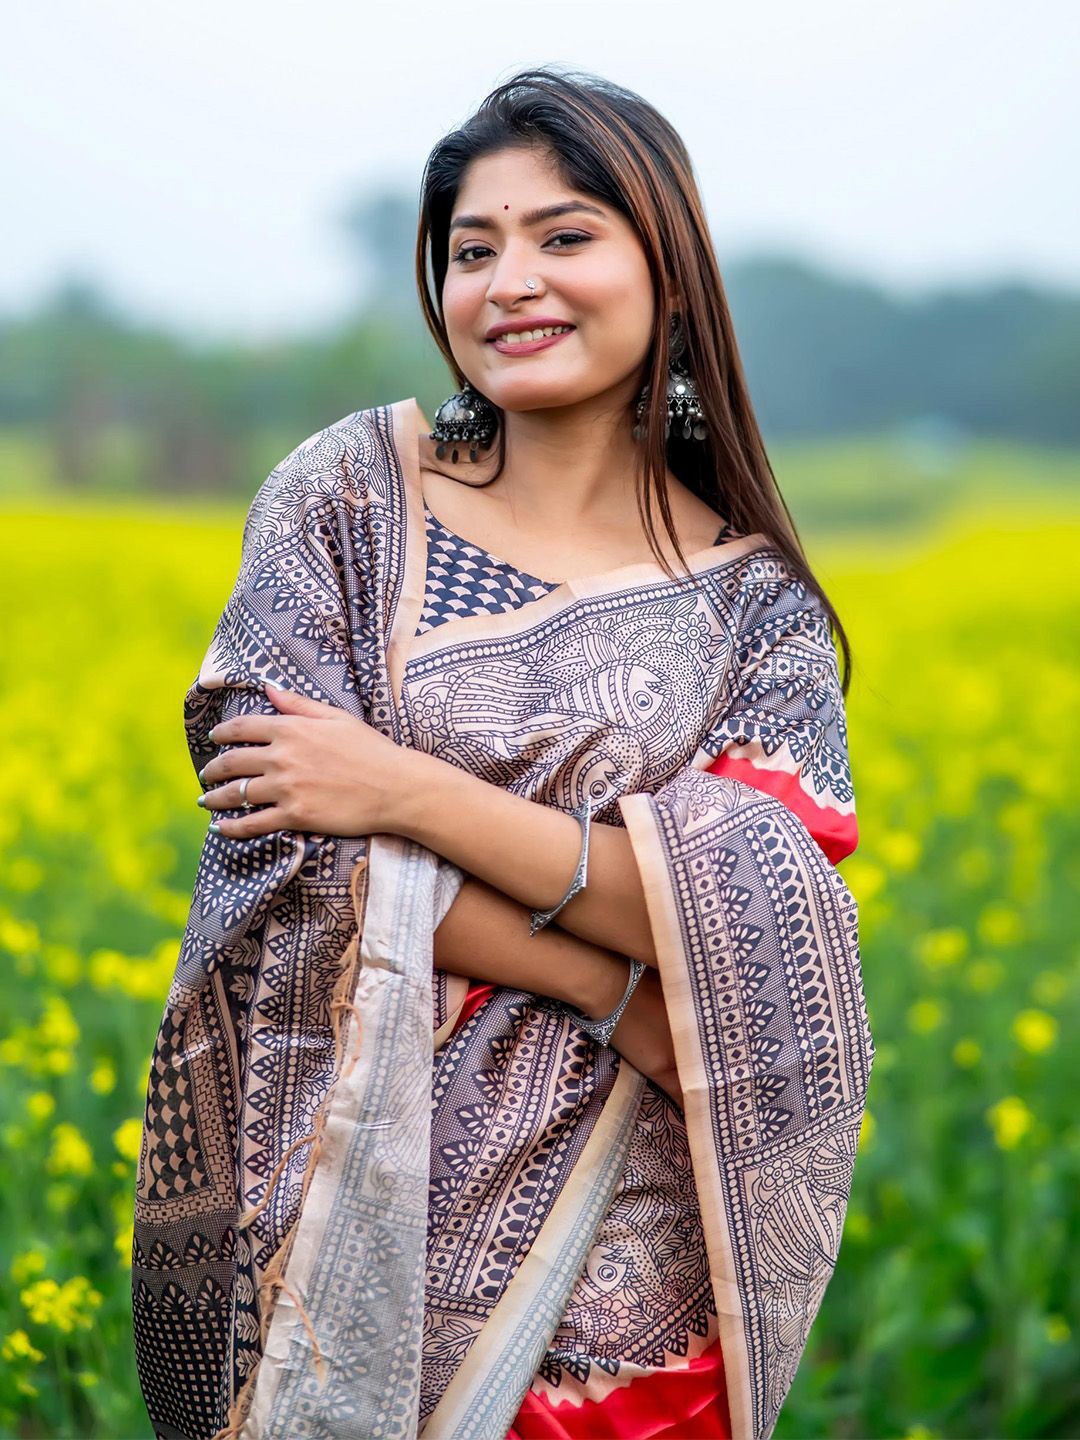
[441,145,657,417]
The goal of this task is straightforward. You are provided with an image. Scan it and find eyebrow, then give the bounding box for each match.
[449,201,607,236]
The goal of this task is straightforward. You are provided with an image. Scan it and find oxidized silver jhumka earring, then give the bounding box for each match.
[429,380,499,463]
[633,311,709,443]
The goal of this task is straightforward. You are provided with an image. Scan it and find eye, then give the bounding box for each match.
[451,243,494,264]
[450,231,592,265]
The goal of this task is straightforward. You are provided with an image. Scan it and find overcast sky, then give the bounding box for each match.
[4,0,1076,342]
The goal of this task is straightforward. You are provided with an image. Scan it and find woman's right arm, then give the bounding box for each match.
[434,875,683,1108]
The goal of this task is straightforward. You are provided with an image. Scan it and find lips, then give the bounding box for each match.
[488,327,576,356]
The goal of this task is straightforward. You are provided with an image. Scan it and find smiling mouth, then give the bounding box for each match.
[488,326,576,354]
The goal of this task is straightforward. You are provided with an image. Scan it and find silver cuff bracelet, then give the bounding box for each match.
[561,956,648,1048]
[529,795,596,937]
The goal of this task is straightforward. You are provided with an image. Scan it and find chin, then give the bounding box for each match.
[481,371,595,413]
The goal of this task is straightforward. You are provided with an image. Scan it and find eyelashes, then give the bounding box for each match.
[450,232,592,265]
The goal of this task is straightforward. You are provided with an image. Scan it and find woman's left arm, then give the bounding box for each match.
[397,753,657,964]
[199,684,654,962]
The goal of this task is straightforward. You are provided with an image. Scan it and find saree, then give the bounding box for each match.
[131,395,875,1440]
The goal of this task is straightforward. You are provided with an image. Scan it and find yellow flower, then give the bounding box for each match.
[903,1428,938,1440]
[1045,1314,1070,1345]
[46,1183,77,1214]
[0,1035,29,1068]
[10,1250,47,1286]
[916,927,968,970]
[44,1048,74,1076]
[966,959,1005,993]
[43,943,81,987]
[113,1117,144,1164]
[878,830,921,872]
[839,857,885,901]
[38,994,79,1048]
[978,902,1023,947]
[1032,970,1067,1006]
[953,1038,981,1068]
[90,1058,117,1095]
[908,999,945,1034]
[2,1328,45,1364]
[46,1122,93,1178]
[25,1091,55,1122]
[115,1222,134,1266]
[0,912,40,956]
[858,1109,875,1150]
[987,1096,1034,1150]
[19,1275,102,1333]
[1012,1009,1057,1055]
[845,1210,870,1242]
[76,1370,100,1389]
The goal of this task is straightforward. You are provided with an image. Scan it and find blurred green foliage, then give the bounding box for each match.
[2,253,1078,507]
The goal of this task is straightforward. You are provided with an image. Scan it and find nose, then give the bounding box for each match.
[483,240,544,309]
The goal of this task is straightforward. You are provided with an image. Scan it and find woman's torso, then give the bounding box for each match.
[416,490,733,1436]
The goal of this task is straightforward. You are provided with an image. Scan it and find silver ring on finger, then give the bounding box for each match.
[238,776,255,811]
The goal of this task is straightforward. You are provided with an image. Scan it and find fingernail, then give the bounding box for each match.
[207,728,217,743]
[208,823,222,835]
[196,795,207,808]
[197,766,207,783]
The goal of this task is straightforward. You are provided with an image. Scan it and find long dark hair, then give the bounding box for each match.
[414,65,853,695]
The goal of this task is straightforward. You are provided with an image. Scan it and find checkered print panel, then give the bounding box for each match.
[417,503,734,636]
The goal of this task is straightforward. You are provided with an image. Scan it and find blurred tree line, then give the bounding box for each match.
[0,184,1077,498]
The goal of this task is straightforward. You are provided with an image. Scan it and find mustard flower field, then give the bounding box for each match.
[1,478,1077,1439]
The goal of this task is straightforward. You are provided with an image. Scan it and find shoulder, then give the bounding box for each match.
[242,402,404,550]
[711,543,835,659]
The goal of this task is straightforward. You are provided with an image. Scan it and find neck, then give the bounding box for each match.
[494,391,646,530]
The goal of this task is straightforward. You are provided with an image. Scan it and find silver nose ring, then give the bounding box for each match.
[524,278,537,291]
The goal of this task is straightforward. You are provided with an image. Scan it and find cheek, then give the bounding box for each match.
[442,275,484,338]
[573,252,652,325]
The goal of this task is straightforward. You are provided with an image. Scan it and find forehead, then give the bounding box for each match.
[454,146,597,209]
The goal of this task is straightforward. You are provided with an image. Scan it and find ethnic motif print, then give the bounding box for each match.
[400,551,790,827]
[418,500,736,637]
[420,992,621,1426]
[623,765,874,1439]
[134,407,400,1440]
[701,560,854,817]
[530,1081,719,1404]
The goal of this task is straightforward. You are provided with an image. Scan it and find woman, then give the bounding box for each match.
[131,66,874,1440]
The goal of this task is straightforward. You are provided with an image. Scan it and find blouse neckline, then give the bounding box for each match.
[391,396,769,601]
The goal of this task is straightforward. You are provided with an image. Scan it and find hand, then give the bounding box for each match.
[607,965,684,1111]
[197,683,421,840]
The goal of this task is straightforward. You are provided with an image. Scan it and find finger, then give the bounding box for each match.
[200,776,274,812]
[209,806,292,840]
[207,713,283,747]
[199,747,271,787]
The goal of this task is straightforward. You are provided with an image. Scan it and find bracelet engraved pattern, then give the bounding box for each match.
[529,796,596,936]
[561,956,648,1047]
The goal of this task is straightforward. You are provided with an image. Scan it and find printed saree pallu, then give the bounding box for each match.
[131,397,876,1440]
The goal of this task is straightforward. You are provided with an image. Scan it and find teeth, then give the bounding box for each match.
[497,325,572,344]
